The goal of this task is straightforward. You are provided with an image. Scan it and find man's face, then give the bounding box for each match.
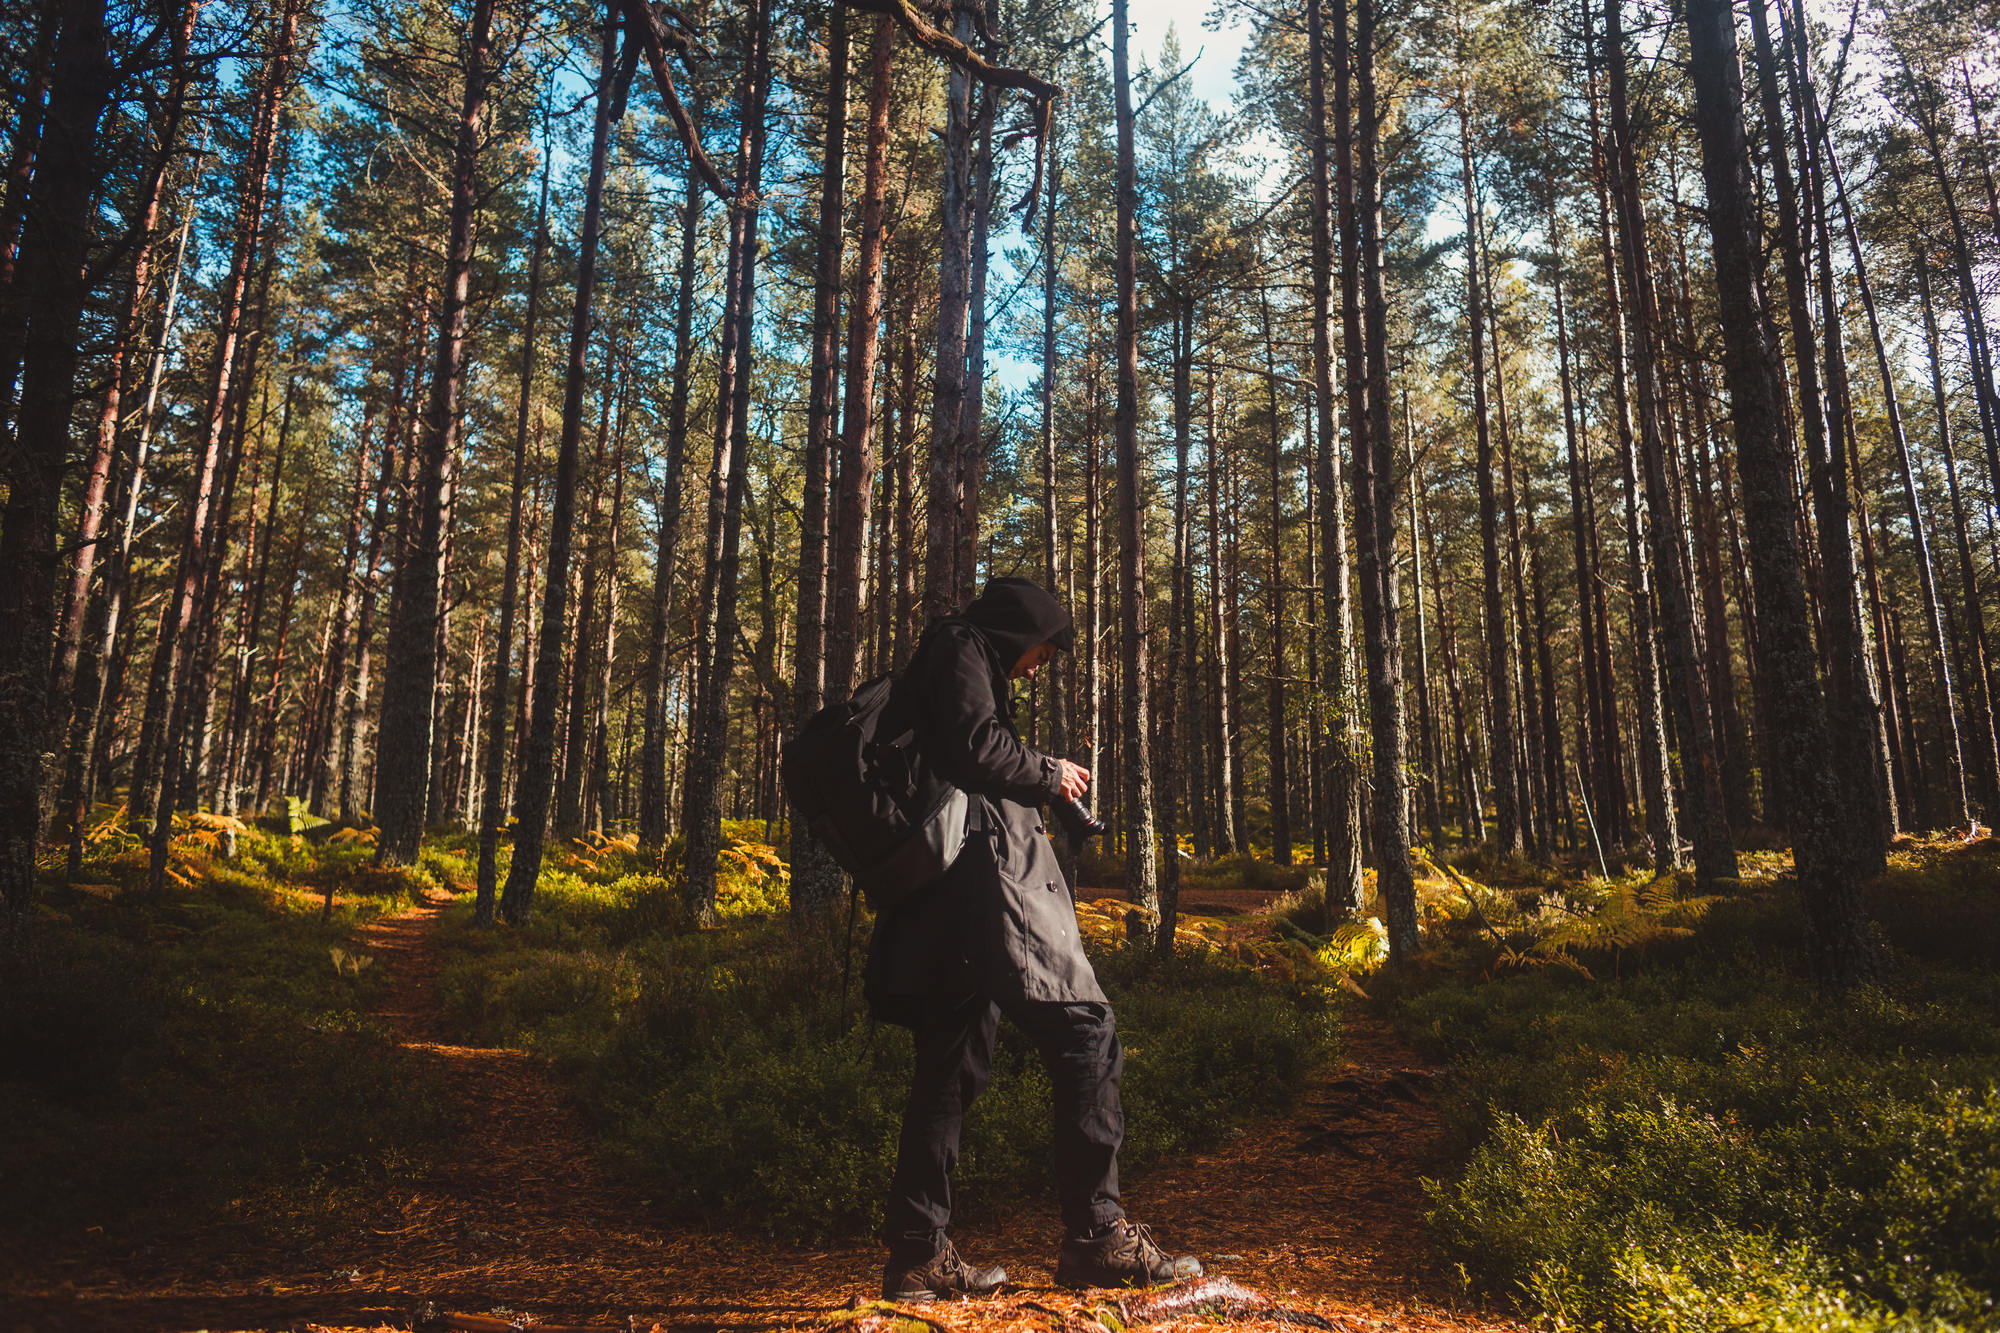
[1011,640,1058,680]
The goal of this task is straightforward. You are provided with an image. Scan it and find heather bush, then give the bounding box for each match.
[1402,840,2000,1333]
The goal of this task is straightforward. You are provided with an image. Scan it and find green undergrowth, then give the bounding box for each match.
[3,818,450,1270]
[437,840,1339,1241]
[1385,836,2000,1333]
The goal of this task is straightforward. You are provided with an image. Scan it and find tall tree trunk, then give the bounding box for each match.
[680,0,769,923]
[832,31,890,680]
[0,0,112,947]
[1750,0,1890,856]
[1157,303,1190,954]
[49,3,190,754]
[372,0,496,865]
[145,0,301,894]
[59,14,197,869]
[1905,70,2000,530]
[0,3,59,443]
[253,464,311,812]
[894,295,918,664]
[1685,0,1875,987]
[1919,250,2000,813]
[791,4,859,924]
[1816,104,1970,825]
[1353,0,1414,952]
[1111,0,1158,941]
[587,393,627,833]
[219,379,296,817]
[923,5,976,622]
[340,316,420,824]
[1041,148,1077,879]
[1607,0,1736,887]
[1257,283,1292,867]
[558,355,617,836]
[1478,208,1547,855]
[475,138,551,922]
[1458,104,1521,857]
[1585,14,1675,860]
[1311,0,1363,911]
[1206,365,1240,853]
[500,8,623,924]
[784,7,848,924]
[1552,202,1619,846]
[956,58,996,610]
[1426,481,1483,843]
[307,396,375,816]
[1406,405,1444,852]
[639,162,705,849]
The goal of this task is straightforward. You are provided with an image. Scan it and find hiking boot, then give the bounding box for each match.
[1054,1219,1203,1288]
[881,1238,1008,1302]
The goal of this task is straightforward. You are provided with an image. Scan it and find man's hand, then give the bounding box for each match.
[1057,759,1091,801]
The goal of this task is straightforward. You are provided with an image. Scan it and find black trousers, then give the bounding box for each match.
[882,993,1126,1253]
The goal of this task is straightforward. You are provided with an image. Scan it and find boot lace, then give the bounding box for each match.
[934,1240,976,1284]
[1110,1221,1169,1268]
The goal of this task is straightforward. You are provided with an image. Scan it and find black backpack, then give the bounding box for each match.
[780,670,970,913]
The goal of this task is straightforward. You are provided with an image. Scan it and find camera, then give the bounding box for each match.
[1052,794,1107,843]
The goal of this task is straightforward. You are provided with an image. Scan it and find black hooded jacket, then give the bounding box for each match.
[863,579,1107,1023]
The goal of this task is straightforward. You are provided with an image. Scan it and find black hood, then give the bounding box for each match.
[961,577,1074,673]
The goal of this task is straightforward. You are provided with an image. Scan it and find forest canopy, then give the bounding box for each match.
[7,0,2000,1016]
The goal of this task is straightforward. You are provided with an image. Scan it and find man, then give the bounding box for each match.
[865,577,1202,1301]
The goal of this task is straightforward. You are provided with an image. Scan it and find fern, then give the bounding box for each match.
[1490,872,1712,980]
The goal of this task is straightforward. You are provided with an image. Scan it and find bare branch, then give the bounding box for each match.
[837,0,1061,101]
[616,0,733,199]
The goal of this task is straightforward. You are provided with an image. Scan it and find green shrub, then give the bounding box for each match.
[438,876,1337,1241]
[5,830,450,1261]
[1401,869,2000,1333]
[1179,852,1320,902]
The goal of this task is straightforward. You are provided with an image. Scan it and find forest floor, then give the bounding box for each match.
[11,883,1525,1333]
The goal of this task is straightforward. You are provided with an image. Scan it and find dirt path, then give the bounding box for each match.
[22,894,1523,1333]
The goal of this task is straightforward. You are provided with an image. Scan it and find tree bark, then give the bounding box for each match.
[557,354,617,837]
[49,3,189,755]
[1257,283,1292,868]
[1747,0,1888,859]
[0,0,112,948]
[145,0,301,894]
[1685,0,1875,987]
[1111,0,1158,942]
[791,5,860,923]
[1157,301,1190,953]
[500,8,623,924]
[1815,99,1970,825]
[1041,147,1078,879]
[372,0,496,865]
[1918,250,2000,813]
[1207,364,1241,853]
[680,0,769,923]
[0,3,59,444]
[1354,0,1413,952]
[1458,105,1521,857]
[1406,404,1445,853]
[956,53,996,610]
[923,4,976,622]
[639,159,706,849]
[1310,0,1364,910]
[1584,13,1675,861]
[58,7,196,868]
[474,138,551,922]
[1607,0,1736,886]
